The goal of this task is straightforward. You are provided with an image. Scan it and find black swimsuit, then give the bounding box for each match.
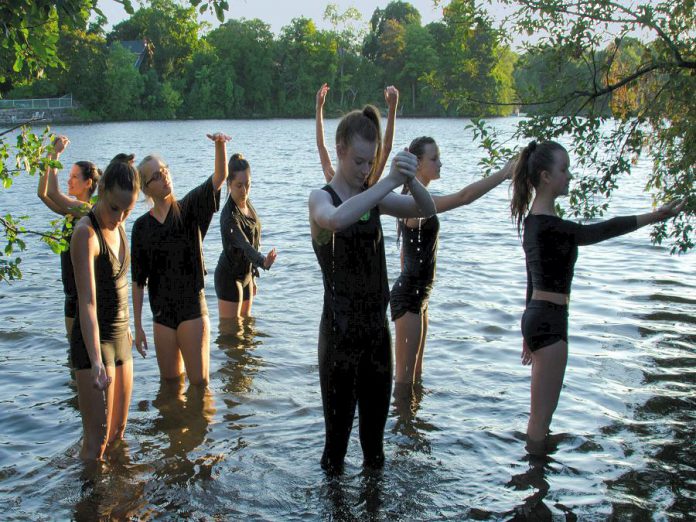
[131,176,220,329]
[313,185,392,472]
[214,198,266,302]
[70,211,131,370]
[61,217,78,319]
[390,215,439,320]
[521,213,638,351]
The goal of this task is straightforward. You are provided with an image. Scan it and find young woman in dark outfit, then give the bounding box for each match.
[132,133,230,385]
[70,157,139,460]
[214,153,277,319]
[309,106,436,473]
[392,137,514,388]
[36,135,100,338]
[511,140,686,455]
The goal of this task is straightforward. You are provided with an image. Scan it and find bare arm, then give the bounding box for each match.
[434,160,513,213]
[380,177,436,219]
[206,133,232,191]
[38,135,90,217]
[315,83,335,182]
[132,283,148,358]
[71,221,110,390]
[375,85,399,180]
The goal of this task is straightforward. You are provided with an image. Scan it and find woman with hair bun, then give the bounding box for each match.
[511,140,686,455]
[131,133,230,386]
[37,135,101,338]
[214,152,277,319]
[69,155,139,460]
[309,104,436,473]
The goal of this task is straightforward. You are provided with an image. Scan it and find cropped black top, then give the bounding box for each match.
[523,213,638,303]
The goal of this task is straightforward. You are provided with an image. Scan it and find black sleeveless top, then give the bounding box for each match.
[72,211,130,342]
[398,215,440,286]
[60,217,78,313]
[312,185,390,332]
[523,213,638,303]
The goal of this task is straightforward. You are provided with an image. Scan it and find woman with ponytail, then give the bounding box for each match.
[214,153,277,319]
[391,137,514,391]
[131,134,229,386]
[511,140,686,455]
[69,155,139,459]
[309,105,436,473]
[37,135,101,338]
[315,83,399,185]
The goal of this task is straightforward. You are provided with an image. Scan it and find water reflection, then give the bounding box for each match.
[216,317,264,395]
[506,455,557,520]
[319,468,386,521]
[391,382,433,455]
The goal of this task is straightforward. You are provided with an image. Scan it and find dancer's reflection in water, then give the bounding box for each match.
[321,469,385,521]
[216,317,264,396]
[150,377,217,485]
[507,454,556,521]
[391,382,432,455]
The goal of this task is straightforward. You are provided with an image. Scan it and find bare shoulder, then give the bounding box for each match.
[71,216,97,249]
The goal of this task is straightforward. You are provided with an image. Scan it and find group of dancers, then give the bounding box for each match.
[37,84,685,470]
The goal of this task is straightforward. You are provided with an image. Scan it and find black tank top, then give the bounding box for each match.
[60,217,77,305]
[312,185,389,332]
[398,215,439,285]
[74,211,130,340]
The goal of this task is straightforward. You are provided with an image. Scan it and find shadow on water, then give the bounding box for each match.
[317,467,386,522]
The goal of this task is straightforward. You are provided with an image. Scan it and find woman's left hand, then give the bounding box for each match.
[384,85,399,109]
[206,133,232,143]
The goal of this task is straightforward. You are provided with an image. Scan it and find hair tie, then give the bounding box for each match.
[527,140,537,153]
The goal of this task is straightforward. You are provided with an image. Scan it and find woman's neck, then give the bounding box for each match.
[332,167,362,199]
[530,193,557,216]
[416,172,430,187]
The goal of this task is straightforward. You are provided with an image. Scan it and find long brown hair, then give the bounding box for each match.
[510,140,566,234]
[335,104,383,187]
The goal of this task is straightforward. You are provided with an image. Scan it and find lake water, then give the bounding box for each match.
[0,118,694,520]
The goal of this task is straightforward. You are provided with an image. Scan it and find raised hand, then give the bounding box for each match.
[52,135,70,156]
[206,132,232,143]
[384,85,399,109]
[263,247,278,269]
[316,83,329,109]
[387,149,418,185]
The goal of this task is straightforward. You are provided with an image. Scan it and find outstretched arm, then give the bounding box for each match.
[433,159,514,213]
[374,85,399,180]
[38,135,90,217]
[206,132,232,191]
[315,83,335,182]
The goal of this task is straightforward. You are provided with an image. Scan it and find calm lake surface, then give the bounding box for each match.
[0,118,694,520]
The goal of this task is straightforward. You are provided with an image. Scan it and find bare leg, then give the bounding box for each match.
[177,316,210,386]
[414,308,428,380]
[75,368,108,460]
[527,340,568,452]
[218,281,243,319]
[153,322,184,380]
[107,360,133,444]
[240,279,255,317]
[394,312,424,385]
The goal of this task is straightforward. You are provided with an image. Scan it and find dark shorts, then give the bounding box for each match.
[521,300,569,351]
[151,290,208,330]
[65,295,77,319]
[390,276,432,321]
[70,330,132,371]
[214,262,253,302]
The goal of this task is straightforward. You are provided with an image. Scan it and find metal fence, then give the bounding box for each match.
[0,94,73,110]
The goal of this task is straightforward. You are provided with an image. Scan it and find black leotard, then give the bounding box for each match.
[214,198,266,301]
[131,176,220,329]
[390,215,439,320]
[61,217,78,318]
[313,185,392,473]
[70,211,131,370]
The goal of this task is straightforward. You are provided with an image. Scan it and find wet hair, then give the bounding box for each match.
[335,105,383,187]
[510,140,567,234]
[228,153,250,181]
[74,161,101,197]
[99,153,139,195]
[137,154,181,221]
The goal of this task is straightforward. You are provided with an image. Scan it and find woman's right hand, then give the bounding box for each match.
[263,248,277,269]
[91,360,111,390]
[206,132,232,143]
[521,339,532,366]
[655,199,687,220]
[316,83,329,109]
[135,326,148,358]
[52,135,69,157]
[386,149,418,186]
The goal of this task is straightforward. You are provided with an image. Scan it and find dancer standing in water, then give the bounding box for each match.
[131,133,230,385]
[392,137,514,389]
[214,153,277,319]
[69,156,139,459]
[316,83,399,184]
[37,135,100,338]
[510,140,686,454]
[309,105,436,473]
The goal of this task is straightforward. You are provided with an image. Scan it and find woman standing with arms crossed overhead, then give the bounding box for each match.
[392,137,514,390]
[309,105,436,473]
[316,83,399,184]
[70,156,139,460]
[37,135,100,338]
[214,153,277,319]
[511,140,686,455]
[131,133,230,385]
